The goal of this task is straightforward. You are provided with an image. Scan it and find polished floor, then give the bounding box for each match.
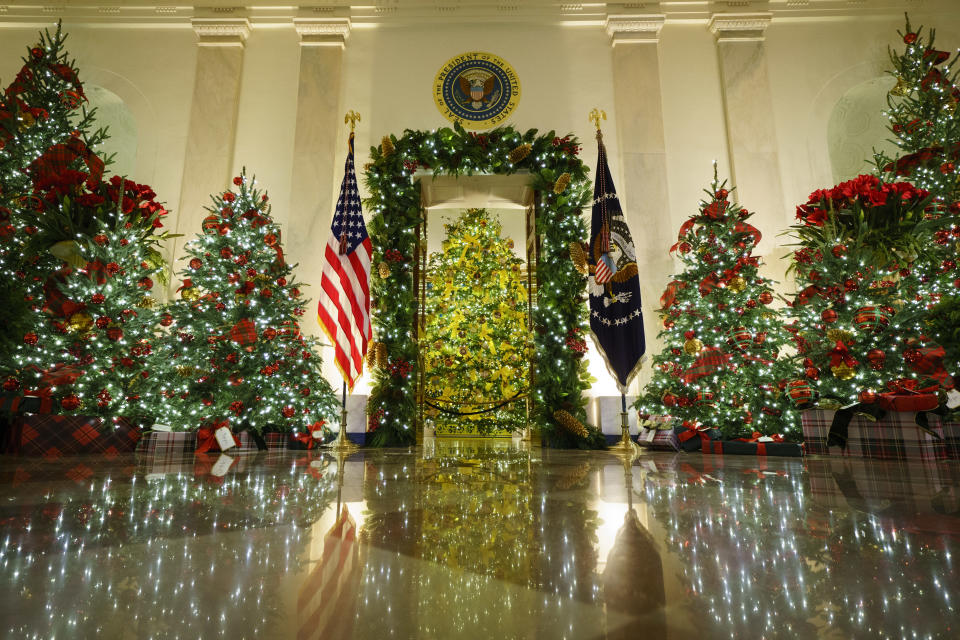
[1,439,958,639]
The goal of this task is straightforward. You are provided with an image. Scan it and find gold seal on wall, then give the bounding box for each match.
[433,51,521,130]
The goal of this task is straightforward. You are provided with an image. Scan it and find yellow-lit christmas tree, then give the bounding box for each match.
[423,208,531,435]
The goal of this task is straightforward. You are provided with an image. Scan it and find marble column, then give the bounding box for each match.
[286,18,350,295]
[170,18,249,289]
[605,14,672,391]
[709,13,784,254]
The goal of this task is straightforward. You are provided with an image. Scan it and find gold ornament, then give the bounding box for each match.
[49,240,85,268]
[826,329,854,343]
[378,262,391,279]
[830,362,857,380]
[135,296,156,309]
[683,338,704,355]
[18,110,35,131]
[553,172,571,194]
[553,409,588,439]
[727,276,746,293]
[176,366,196,378]
[508,143,532,164]
[181,287,201,302]
[568,242,588,274]
[380,136,395,156]
[889,77,909,97]
[66,311,94,333]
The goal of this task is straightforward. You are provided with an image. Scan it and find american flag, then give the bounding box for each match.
[318,132,372,390]
[297,507,360,640]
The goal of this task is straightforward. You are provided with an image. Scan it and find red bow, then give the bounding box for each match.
[699,271,720,296]
[828,340,858,368]
[733,221,761,245]
[660,280,684,310]
[678,421,711,446]
[292,431,317,450]
[195,421,235,454]
[669,218,697,252]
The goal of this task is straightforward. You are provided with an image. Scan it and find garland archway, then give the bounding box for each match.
[363,124,602,448]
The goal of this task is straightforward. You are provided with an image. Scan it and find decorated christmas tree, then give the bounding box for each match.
[786,174,944,409]
[635,173,798,438]
[420,208,531,435]
[150,172,337,434]
[0,23,110,360]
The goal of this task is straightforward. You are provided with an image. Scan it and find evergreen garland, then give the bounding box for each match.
[363,123,596,447]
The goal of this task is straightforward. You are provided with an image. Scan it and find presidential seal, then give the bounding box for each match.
[433,52,520,130]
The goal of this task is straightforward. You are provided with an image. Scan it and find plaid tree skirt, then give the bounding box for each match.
[3,415,140,458]
[801,409,947,461]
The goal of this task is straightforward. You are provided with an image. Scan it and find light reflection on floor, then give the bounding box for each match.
[0,439,958,639]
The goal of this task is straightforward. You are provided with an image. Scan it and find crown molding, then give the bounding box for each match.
[192,17,249,45]
[293,17,351,47]
[606,14,665,45]
[709,12,772,41]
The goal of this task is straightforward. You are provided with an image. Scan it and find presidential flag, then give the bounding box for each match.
[318,132,372,390]
[587,132,645,393]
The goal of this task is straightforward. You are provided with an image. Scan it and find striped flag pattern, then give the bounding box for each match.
[318,132,372,390]
[297,507,360,640]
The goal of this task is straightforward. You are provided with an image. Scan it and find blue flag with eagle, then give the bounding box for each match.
[587,132,645,393]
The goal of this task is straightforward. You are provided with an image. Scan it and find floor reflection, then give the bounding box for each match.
[0,441,958,638]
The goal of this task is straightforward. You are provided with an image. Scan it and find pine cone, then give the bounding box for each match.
[366,341,379,369]
[553,172,571,194]
[553,409,588,438]
[568,242,588,274]
[376,342,389,369]
[554,462,590,490]
[381,136,395,156]
[378,261,391,279]
[508,143,532,164]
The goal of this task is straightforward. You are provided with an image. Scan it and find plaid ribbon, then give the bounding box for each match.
[230,318,257,346]
[682,346,730,384]
[29,136,104,187]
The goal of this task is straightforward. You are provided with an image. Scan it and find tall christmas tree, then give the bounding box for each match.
[0,23,110,359]
[150,172,337,434]
[786,174,942,408]
[635,174,798,438]
[873,16,960,388]
[420,208,531,435]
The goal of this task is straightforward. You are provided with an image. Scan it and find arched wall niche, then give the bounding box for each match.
[826,76,899,183]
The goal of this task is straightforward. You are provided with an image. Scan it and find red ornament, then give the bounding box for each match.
[805,366,820,380]
[138,277,153,290]
[684,330,696,340]
[866,348,885,370]
[189,258,203,269]
[941,162,955,175]
[820,309,838,323]
[216,303,226,311]
[91,293,105,304]
[23,332,38,345]
[223,192,236,203]
[160,314,173,327]
[746,299,757,309]
[663,319,675,329]
[904,32,918,44]
[203,215,219,234]
[220,247,233,259]
[260,288,273,298]
[235,254,248,266]
[786,380,815,406]
[218,223,231,236]
[277,277,287,286]
[229,400,244,415]
[263,328,277,340]
[60,394,81,411]
[300,387,311,396]
[105,262,120,275]
[30,47,44,59]
[96,317,110,329]
[93,234,108,246]
[246,268,257,278]
[290,288,301,298]
[662,393,677,407]
[3,377,19,391]
[233,176,243,186]
[97,389,112,407]
[854,306,889,333]
[715,189,728,199]
[758,291,773,305]
[282,406,296,418]
[106,327,123,341]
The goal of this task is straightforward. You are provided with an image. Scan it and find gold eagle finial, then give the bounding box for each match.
[344,110,361,131]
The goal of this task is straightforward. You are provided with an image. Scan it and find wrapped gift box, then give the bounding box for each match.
[3,415,140,458]
[136,430,196,455]
[702,439,803,458]
[673,424,722,452]
[637,416,678,451]
[802,408,947,461]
